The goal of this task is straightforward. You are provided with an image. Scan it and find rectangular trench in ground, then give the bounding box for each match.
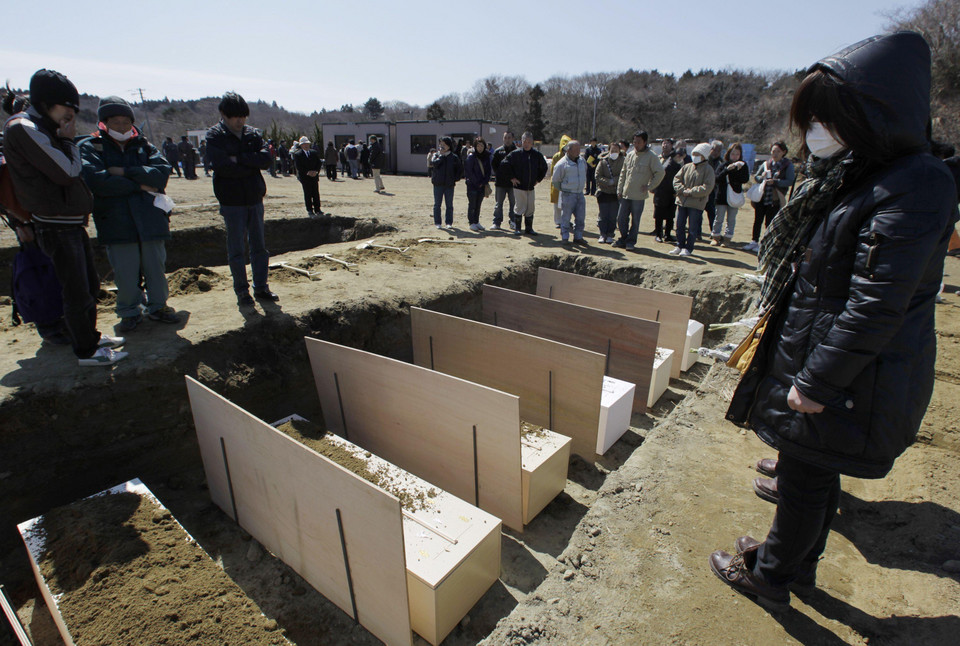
[0,256,759,645]
[0,215,395,289]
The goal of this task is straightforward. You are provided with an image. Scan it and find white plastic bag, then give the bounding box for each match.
[746,181,764,203]
[147,191,175,214]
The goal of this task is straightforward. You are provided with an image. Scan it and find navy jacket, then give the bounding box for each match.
[727,32,960,478]
[464,151,492,191]
[499,147,548,191]
[430,152,462,187]
[79,130,172,245]
[205,121,271,207]
[492,144,516,188]
[369,141,385,169]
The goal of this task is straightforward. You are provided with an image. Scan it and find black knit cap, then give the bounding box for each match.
[218,92,249,118]
[97,95,135,123]
[29,69,80,112]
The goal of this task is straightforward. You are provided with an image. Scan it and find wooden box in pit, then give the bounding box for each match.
[536,267,693,379]
[482,284,658,413]
[305,338,571,528]
[410,307,608,459]
[185,378,500,646]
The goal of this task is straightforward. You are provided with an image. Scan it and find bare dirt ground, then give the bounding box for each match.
[2,171,959,646]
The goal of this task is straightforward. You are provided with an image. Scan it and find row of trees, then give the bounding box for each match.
[54,0,959,150]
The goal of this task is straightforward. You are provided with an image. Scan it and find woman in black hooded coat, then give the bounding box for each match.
[709,31,959,608]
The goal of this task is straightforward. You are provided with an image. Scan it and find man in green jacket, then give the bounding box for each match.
[80,96,178,332]
[615,130,664,250]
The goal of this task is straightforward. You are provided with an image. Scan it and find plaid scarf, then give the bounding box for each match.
[757,154,851,310]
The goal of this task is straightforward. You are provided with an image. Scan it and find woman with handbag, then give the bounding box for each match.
[594,141,624,243]
[710,142,750,246]
[743,142,794,252]
[710,31,959,609]
[464,137,492,232]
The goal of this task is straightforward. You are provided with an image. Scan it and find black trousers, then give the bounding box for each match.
[300,178,321,213]
[755,452,841,586]
[752,201,779,242]
[653,201,676,239]
[34,224,101,358]
[326,164,337,180]
[585,166,596,195]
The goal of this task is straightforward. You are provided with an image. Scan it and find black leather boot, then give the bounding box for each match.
[524,216,537,235]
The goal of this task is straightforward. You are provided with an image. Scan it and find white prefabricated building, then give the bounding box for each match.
[395,120,510,175]
[319,121,397,172]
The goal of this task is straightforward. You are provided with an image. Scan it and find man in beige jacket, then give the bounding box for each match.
[615,130,664,250]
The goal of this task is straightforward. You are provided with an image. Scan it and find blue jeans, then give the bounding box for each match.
[675,206,702,252]
[105,240,169,318]
[712,205,739,239]
[433,185,454,225]
[597,197,619,239]
[34,224,101,358]
[348,159,359,178]
[616,198,645,246]
[559,192,586,241]
[755,452,840,586]
[492,185,515,226]
[221,203,269,294]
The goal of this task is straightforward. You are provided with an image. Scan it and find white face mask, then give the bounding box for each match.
[692,154,704,163]
[109,128,134,142]
[609,152,619,160]
[806,122,845,158]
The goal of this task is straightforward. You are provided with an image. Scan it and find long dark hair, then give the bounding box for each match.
[724,142,743,164]
[789,69,892,162]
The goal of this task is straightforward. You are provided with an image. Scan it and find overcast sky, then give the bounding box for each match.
[2,0,926,114]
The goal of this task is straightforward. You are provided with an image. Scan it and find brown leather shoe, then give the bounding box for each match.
[755,458,778,478]
[753,477,779,504]
[709,548,790,609]
[734,535,817,597]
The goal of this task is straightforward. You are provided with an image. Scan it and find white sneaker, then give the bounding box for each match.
[444,224,454,230]
[679,248,692,257]
[469,223,480,232]
[743,241,759,252]
[668,247,682,256]
[435,224,443,229]
[79,347,128,367]
[655,236,663,243]
[98,334,125,349]
[475,223,485,231]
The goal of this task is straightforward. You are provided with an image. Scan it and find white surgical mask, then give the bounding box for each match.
[806,122,845,158]
[692,154,704,163]
[109,128,134,142]
[609,152,619,160]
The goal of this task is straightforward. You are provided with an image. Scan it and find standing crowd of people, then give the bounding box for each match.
[425,127,794,258]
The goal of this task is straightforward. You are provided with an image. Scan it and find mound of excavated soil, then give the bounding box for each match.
[33,491,288,646]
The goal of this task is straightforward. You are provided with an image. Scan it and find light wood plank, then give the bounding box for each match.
[410,307,605,459]
[536,267,693,378]
[305,337,525,531]
[482,284,658,412]
[185,377,412,646]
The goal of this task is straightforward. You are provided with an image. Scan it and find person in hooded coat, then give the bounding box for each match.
[709,31,959,609]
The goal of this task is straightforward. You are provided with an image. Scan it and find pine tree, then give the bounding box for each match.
[426,101,445,120]
[524,84,547,141]
[363,97,384,120]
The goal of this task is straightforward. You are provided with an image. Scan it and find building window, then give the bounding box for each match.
[410,135,436,155]
[335,134,356,149]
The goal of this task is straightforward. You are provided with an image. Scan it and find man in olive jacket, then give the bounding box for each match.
[615,130,664,250]
[205,92,277,307]
[369,136,386,193]
[80,96,177,332]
